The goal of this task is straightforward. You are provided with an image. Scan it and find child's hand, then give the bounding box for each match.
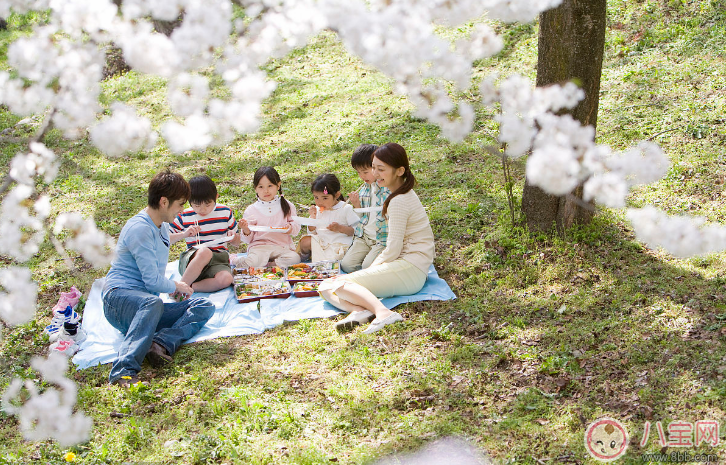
[239,218,251,235]
[309,205,317,218]
[328,222,341,232]
[185,225,201,238]
[349,191,361,208]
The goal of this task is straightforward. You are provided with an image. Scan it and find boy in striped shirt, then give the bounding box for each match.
[170,175,240,292]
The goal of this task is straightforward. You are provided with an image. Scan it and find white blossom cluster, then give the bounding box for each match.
[482,74,671,207]
[233,0,327,63]
[0,0,565,150]
[54,213,116,267]
[483,74,585,158]
[3,26,104,138]
[483,0,563,23]
[582,141,669,208]
[0,267,38,326]
[9,142,59,185]
[0,185,50,262]
[118,0,233,75]
[626,207,726,258]
[325,0,477,141]
[89,103,157,157]
[0,0,50,17]
[2,353,92,446]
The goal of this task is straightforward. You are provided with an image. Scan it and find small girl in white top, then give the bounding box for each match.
[298,174,360,262]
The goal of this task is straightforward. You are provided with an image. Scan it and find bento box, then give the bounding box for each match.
[232,265,286,282]
[286,261,340,282]
[291,281,321,298]
[234,281,292,303]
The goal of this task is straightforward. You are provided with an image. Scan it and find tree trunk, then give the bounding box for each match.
[103,1,182,79]
[521,0,607,233]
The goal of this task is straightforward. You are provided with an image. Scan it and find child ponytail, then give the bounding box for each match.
[279,188,292,219]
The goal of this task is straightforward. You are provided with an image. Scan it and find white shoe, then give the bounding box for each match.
[334,310,375,333]
[49,323,86,344]
[362,312,404,334]
[50,336,79,356]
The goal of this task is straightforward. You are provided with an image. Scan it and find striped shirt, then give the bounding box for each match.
[170,204,237,251]
[353,182,390,246]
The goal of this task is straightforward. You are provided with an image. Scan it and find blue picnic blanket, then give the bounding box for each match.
[72,262,456,369]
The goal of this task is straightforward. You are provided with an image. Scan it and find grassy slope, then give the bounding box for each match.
[2,0,726,463]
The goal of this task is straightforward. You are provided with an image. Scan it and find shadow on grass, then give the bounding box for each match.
[430,217,726,458]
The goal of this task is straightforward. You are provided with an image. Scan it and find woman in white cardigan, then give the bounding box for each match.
[319,143,434,334]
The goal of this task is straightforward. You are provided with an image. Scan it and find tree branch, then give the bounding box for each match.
[564,192,596,212]
[0,176,12,196]
[31,108,56,143]
[0,135,29,145]
[647,127,679,141]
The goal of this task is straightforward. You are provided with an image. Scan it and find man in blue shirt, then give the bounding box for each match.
[103,171,215,387]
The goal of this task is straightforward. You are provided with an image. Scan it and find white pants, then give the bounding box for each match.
[340,235,385,273]
[319,259,427,299]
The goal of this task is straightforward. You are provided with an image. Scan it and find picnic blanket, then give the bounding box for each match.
[72,261,456,369]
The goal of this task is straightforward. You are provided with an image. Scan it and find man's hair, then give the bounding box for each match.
[147,170,190,209]
[351,144,379,169]
[189,175,218,204]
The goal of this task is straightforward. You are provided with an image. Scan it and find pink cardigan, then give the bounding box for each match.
[240,200,300,251]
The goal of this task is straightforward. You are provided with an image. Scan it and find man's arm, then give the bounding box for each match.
[126,223,177,295]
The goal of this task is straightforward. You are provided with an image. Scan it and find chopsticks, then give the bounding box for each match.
[346,182,366,204]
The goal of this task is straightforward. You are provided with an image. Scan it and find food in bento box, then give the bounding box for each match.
[286,261,340,280]
[233,265,285,280]
[235,281,291,302]
[293,281,320,291]
[292,281,320,297]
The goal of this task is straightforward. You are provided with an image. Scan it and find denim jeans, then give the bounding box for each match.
[102,288,215,383]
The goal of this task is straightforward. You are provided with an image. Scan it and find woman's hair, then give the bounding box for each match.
[310,174,345,202]
[373,143,416,215]
[148,170,190,208]
[253,166,291,218]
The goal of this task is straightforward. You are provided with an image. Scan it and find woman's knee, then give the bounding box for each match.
[320,288,336,301]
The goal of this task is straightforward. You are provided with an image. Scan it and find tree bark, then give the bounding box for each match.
[521,0,607,233]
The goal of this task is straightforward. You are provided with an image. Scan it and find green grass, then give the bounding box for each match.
[2,2,726,463]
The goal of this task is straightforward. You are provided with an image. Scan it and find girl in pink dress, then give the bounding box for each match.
[233,167,301,268]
